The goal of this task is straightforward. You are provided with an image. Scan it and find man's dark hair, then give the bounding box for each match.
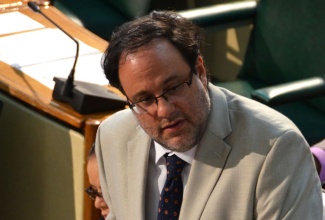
[101,10,205,94]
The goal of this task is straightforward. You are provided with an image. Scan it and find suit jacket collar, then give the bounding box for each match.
[206,84,232,139]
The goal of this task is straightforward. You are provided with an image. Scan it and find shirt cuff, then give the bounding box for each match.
[311,147,325,182]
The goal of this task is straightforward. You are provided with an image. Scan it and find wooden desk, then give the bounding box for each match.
[0,1,122,220]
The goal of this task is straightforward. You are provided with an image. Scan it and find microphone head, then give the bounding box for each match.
[27,1,41,13]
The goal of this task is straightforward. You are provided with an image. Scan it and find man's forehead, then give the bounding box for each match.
[119,38,175,64]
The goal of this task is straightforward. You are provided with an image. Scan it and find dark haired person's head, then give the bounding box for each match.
[102,10,210,152]
[86,144,109,218]
[102,10,205,94]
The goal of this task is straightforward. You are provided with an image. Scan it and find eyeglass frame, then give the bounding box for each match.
[126,69,195,114]
[85,186,103,200]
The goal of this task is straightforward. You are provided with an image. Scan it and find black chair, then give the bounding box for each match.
[179,0,325,145]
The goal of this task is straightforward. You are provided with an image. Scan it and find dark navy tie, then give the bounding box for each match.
[157,154,186,220]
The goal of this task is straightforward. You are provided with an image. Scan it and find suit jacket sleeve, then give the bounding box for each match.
[255,130,322,219]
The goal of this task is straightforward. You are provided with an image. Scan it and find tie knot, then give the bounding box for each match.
[165,154,186,179]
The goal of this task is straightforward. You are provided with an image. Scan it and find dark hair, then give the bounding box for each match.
[101,10,205,94]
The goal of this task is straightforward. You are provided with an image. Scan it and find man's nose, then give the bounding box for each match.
[156,96,175,118]
[94,196,103,209]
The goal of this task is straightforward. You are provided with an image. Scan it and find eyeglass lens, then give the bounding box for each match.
[130,70,194,114]
[85,186,102,200]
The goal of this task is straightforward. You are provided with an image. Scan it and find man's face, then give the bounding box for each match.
[119,39,211,152]
[87,156,109,218]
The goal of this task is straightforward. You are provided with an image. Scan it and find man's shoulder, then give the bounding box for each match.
[99,109,137,132]
[211,85,302,136]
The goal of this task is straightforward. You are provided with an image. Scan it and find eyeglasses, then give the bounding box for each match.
[85,186,103,200]
[127,70,194,114]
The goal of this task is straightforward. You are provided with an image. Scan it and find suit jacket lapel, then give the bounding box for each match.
[180,85,232,219]
[127,126,152,220]
[180,134,231,219]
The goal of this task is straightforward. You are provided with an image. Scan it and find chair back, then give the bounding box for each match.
[240,0,325,85]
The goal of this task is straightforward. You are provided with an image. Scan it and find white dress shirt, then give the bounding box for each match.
[145,141,197,219]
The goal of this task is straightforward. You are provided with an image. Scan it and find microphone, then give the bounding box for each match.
[27,1,126,114]
[28,1,77,100]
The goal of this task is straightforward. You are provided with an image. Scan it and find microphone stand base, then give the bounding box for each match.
[52,77,126,114]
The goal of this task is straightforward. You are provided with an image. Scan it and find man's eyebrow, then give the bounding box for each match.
[131,74,181,100]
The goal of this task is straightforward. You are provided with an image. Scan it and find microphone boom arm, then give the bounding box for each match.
[27,1,127,114]
[28,1,78,98]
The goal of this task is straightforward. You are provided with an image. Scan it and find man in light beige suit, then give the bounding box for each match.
[96,11,322,219]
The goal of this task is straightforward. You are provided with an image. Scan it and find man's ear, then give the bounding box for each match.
[195,56,208,87]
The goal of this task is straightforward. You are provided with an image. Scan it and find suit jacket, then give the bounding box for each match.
[96,84,322,220]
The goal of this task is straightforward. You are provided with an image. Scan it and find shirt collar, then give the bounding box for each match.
[154,141,197,165]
